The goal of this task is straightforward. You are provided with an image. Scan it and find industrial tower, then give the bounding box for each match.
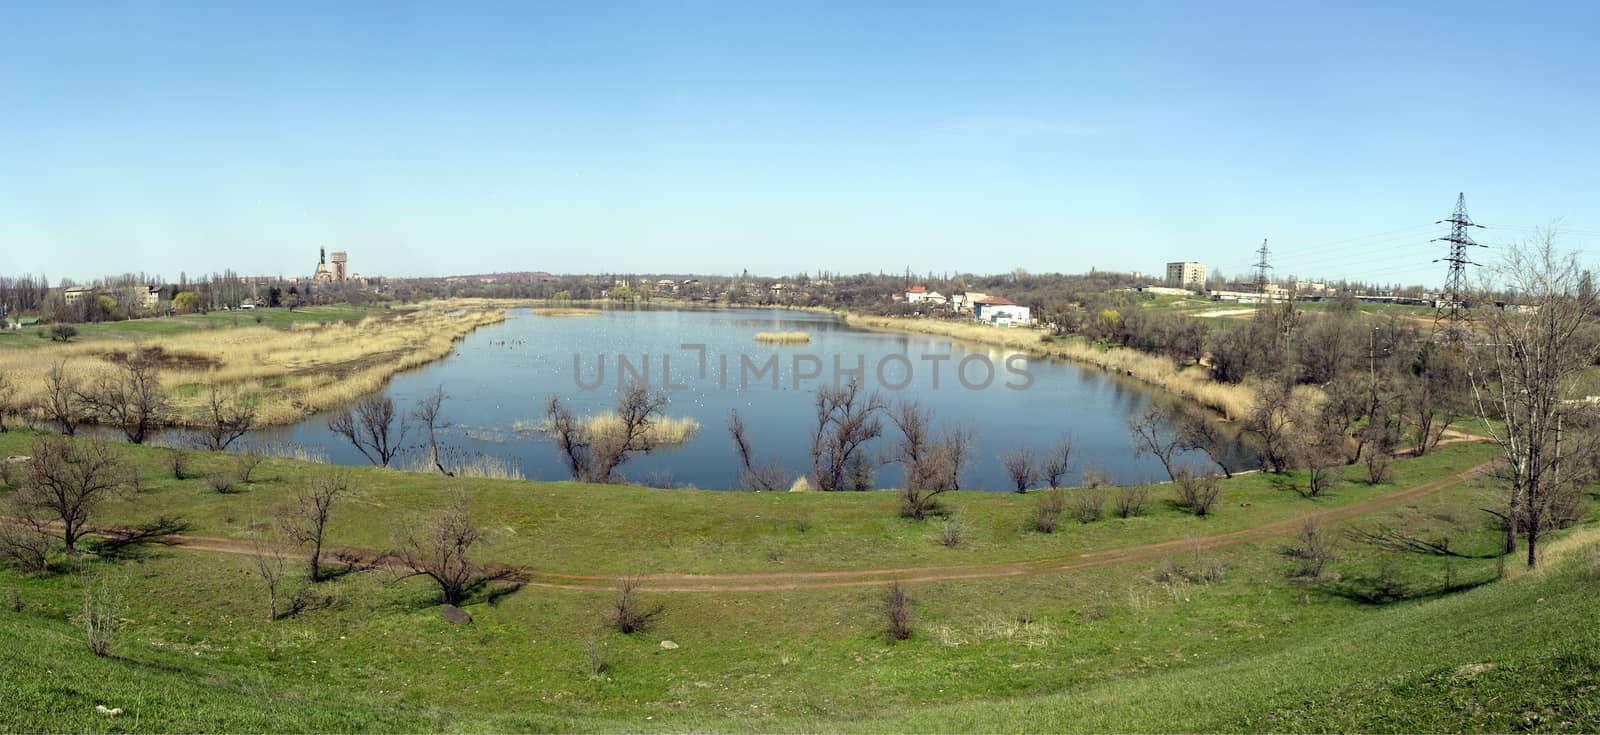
[1252,239,1272,300]
[1432,192,1486,342]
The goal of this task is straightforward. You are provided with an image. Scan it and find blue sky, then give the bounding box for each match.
[3,1,1598,285]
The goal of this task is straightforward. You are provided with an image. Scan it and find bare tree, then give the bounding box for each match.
[0,500,52,573]
[198,381,256,452]
[79,348,170,444]
[9,437,125,553]
[1129,405,1183,481]
[1281,518,1337,581]
[1000,448,1037,493]
[727,409,786,491]
[278,472,349,582]
[39,360,87,436]
[328,394,411,467]
[1468,233,1600,568]
[1405,343,1467,455]
[250,526,293,620]
[1244,379,1301,473]
[1040,435,1074,489]
[808,379,886,491]
[546,383,669,483]
[1293,417,1347,498]
[412,385,453,476]
[393,493,513,605]
[1176,409,1234,478]
[887,402,973,518]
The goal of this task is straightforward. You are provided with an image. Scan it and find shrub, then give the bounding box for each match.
[1029,490,1067,534]
[1113,485,1150,518]
[206,474,236,494]
[881,581,914,641]
[1173,467,1221,517]
[236,450,264,484]
[935,516,966,548]
[609,577,665,635]
[166,448,190,480]
[1071,488,1106,523]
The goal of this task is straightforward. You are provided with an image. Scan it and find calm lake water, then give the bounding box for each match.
[252,308,1254,490]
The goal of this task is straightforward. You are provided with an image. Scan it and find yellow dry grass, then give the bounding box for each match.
[531,307,602,317]
[754,331,812,344]
[0,301,507,427]
[518,414,701,446]
[844,314,1259,420]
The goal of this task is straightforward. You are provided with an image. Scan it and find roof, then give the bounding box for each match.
[975,297,1015,306]
[905,286,927,293]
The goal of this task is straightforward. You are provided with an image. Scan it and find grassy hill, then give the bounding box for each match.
[0,430,1594,733]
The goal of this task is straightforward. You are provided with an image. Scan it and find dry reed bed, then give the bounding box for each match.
[516,414,701,446]
[0,302,507,427]
[531,307,602,317]
[753,331,812,344]
[843,314,1261,420]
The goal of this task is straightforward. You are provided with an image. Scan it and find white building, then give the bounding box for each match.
[904,285,931,303]
[974,297,1031,327]
[1166,261,1208,289]
[949,291,990,313]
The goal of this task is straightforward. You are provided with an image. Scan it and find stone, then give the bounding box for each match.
[659,640,679,649]
[439,604,472,625]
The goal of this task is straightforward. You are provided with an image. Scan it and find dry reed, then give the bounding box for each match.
[843,315,1258,420]
[0,301,507,428]
[753,331,811,344]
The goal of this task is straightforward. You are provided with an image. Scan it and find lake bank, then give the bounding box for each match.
[839,313,1258,421]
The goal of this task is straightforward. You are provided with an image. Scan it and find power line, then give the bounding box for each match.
[1252,238,1272,297]
[1433,192,1487,344]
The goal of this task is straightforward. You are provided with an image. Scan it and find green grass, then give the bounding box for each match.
[0,304,390,350]
[0,430,1499,575]
[0,429,1593,733]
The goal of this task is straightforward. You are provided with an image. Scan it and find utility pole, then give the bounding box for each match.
[1432,192,1487,344]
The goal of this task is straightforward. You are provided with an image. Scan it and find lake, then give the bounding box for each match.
[251,307,1254,490]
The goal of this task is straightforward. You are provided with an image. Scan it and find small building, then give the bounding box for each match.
[904,285,932,303]
[63,286,94,305]
[974,297,1031,327]
[950,291,990,313]
[1136,285,1197,297]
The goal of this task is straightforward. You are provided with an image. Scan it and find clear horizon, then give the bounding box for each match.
[4,1,1599,285]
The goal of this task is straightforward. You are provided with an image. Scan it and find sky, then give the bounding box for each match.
[3,0,1599,286]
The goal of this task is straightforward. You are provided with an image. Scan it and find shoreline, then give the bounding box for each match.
[837,312,1257,420]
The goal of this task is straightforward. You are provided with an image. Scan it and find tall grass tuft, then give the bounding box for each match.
[753,331,811,344]
[522,414,700,446]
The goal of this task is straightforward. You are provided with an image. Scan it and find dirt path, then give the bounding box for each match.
[48,459,1494,594]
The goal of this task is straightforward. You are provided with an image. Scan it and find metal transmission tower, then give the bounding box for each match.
[1252,239,1273,300]
[1431,192,1487,341]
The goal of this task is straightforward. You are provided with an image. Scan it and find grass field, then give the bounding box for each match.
[3,426,1595,732]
